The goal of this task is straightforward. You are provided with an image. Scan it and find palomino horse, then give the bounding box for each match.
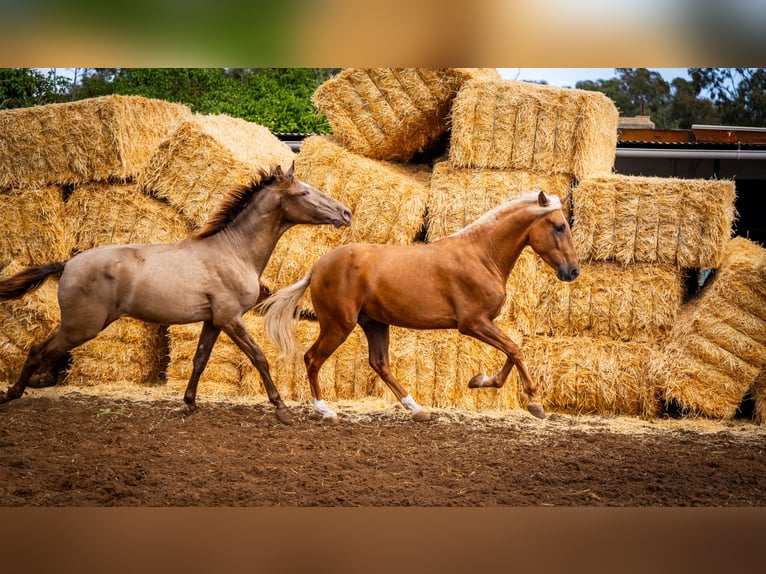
[0,163,351,424]
[260,190,579,423]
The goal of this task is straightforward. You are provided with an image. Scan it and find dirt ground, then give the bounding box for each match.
[1,385,765,507]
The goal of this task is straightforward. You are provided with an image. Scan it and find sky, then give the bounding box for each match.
[498,68,692,88]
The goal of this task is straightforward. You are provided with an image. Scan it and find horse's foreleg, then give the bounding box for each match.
[461,320,545,419]
[223,319,291,425]
[183,321,221,414]
[360,318,430,422]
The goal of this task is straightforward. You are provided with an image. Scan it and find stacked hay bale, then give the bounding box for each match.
[570,174,739,417]
[137,113,296,228]
[2,78,760,423]
[647,237,766,418]
[0,95,193,387]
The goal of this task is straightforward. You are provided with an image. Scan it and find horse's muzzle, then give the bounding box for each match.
[558,265,580,282]
[334,208,352,228]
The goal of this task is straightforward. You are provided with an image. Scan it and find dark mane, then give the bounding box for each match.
[191,168,277,239]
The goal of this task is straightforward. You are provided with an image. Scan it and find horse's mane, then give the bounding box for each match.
[453,191,562,236]
[191,168,276,239]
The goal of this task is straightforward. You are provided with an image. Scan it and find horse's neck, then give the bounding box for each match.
[463,205,536,278]
[214,191,288,273]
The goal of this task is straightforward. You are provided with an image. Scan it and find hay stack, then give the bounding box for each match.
[65,182,192,251]
[137,113,296,227]
[572,174,737,268]
[0,95,192,188]
[313,68,499,162]
[648,237,766,418]
[0,186,74,268]
[533,261,683,342]
[449,79,618,178]
[66,319,166,387]
[260,136,432,308]
[520,335,660,417]
[0,260,60,384]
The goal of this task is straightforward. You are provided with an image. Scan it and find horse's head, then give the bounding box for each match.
[527,191,580,282]
[273,162,352,228]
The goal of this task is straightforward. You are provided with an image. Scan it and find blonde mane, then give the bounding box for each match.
[453,191,562,236]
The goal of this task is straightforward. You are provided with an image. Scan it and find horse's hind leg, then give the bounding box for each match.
[359,317,430,422]
[304,321,356,424]
[222,317,292,425]
[28,352,71,388]
[0,330,74,404]
[183,321,221,414]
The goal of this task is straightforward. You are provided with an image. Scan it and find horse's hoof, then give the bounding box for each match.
[412,410,432,422]
[184,403,198,415]
[322,414,340,425]
[276,408,293,425]
[527,403,546,419]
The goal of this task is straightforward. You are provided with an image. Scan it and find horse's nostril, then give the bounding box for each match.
[570,268,580,281]
[343,209,352,223]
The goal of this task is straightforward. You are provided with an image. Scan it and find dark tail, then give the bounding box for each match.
[0,262,66,301]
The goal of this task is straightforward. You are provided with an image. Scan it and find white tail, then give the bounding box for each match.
[258,272,312,358]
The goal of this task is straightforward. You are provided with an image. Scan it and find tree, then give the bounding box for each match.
[668,77,719,128]
[690,68,766,127]
[0,68,71,109]
[73,68,333,133]
[576,68,673,127]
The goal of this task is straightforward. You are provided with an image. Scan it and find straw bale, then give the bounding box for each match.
[261,135,432,312]
[64,182,192,251]
[312,68,499,162]
[519,335,660,417]
[66,319,166,387]
[0,186,74,268]
[137,113,296,227]
[449,79,618,178]
[0,95,192,189]
[0,260,60,384]
[648,237,766,418]
[572,174,737,268]
[425,162,573,241]
[533,261,683,342]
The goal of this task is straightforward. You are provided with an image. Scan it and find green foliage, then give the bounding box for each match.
[75,68,332,133]
[690,68,766,127]
[0,68,71,109]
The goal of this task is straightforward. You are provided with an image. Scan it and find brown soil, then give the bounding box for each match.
[1,386,765,507]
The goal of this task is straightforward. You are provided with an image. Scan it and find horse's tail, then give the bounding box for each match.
[0,262,66,301]
[258,270,312,359]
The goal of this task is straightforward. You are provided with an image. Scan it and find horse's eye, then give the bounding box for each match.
[554,224,566,234]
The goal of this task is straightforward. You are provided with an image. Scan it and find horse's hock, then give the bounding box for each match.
[1,72,764,422]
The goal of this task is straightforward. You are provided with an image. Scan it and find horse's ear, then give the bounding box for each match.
[286,161,295,179]
[274,164,285,179]
[537,190,549,207]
